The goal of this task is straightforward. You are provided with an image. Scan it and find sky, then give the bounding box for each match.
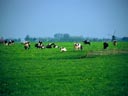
[0,0,128,39]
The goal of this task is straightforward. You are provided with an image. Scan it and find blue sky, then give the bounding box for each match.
[0,0,128,39]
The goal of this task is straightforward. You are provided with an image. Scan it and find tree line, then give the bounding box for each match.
[24,33,85,42]
[1,33,128,42]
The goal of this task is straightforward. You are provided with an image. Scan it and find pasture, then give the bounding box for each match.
[0,42,128,96]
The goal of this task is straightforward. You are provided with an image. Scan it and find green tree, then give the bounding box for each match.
[25,35,30,41]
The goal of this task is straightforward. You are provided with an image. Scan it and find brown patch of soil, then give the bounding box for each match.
[86,50,128,57]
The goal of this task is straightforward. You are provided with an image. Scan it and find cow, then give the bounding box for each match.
[24,41,30,49]
[53,44,59,48]
[83,40,91,45]
[74,43,83,50]
[35,41,45,49]
[4,40,8,45]
[113,40,117,46]
[60,47,67,52]
[4,40,14,46]
[8,40,14,45]
[46,43,58,48]
[103,42,109,49]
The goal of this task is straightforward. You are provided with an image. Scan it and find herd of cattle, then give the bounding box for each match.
[0,39,117,52]
[1,40,15,46]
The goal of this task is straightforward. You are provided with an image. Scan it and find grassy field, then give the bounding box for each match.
[0,42,128,96]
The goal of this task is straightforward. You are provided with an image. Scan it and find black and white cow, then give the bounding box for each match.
[4,40,14,46]
[35,41,45,49]
[53,44,59,48]
[46,43,54,48]
[4,40,8,45]
[60,47,67,52]
[46,43,59,48]
[74,43,83,50]
[113,40,117,46]
[83,40,91,45]
[24,41,30,49]
[103,42,109,49]
[8,40,14,45]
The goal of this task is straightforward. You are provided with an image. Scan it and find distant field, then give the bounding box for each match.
[0,42,128,96]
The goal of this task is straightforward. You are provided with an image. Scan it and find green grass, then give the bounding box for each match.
[0,42,128,96]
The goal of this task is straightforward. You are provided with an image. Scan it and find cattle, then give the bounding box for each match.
[8,40,14,45]
[46,43,53,48]
[35,41,45,49]
[53,44,59,48]
[60,47,67,52]
[103,42,109,49]
[4,40,8,45]
[4,40,14,46]
[113,40,117,46]
[74,43,83,50]
[46,43,59,48]
[24,41,30,49]
[83,40,91,45]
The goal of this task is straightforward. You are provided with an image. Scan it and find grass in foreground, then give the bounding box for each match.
[0,42,128,96]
